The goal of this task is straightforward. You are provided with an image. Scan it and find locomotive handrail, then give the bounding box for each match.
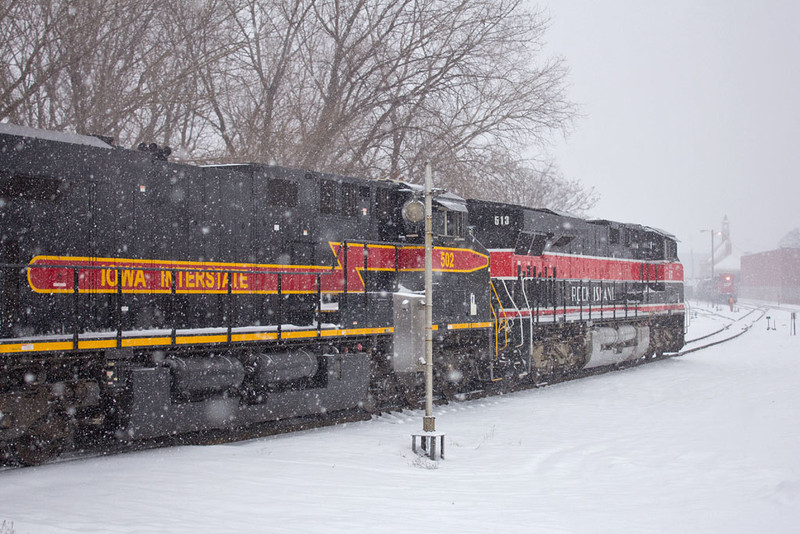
[0,261,339,349]
[3,233,482,281]
[3,241,435,349]
[489,281,509,360]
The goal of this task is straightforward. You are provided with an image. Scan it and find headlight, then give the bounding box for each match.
[401,200,425,223]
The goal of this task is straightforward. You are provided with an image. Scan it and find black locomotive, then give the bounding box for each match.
[0,123,685,465]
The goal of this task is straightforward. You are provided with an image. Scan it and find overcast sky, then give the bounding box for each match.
[536,0,800,268]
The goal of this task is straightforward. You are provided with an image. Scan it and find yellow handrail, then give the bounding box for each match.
[489,281,509,359]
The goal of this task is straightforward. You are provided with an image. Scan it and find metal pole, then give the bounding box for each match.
[423,162,435,432]
[710,230,715,281]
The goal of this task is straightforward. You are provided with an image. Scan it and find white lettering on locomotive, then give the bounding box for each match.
[570,284,615,303]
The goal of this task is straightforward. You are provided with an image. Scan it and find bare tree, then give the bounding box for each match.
[197,0,317,161]
[280,0,578,204]
[143,0,242,156]
[467,152,598,215]
[1,0,235,152]
[1,0,593,212]
[0,0,67,125]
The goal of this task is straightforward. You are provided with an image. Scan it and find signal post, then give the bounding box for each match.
[411,162,445,460]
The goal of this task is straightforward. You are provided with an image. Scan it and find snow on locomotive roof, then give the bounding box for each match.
[435,193,468,212]
[645,226,677,239]
[0,122,113,149]
[529,206,582,218]
[201,163,253,168]
[467,198,583,219]
[589,218,676,240]
[625,223,677,240]
[400,183,468,212]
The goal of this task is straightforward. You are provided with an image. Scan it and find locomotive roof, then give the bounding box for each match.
[0,122,113,149]
[470,198,677,240]
[202,163,401,187]
[591,218,676,240]
[645,226,677,240]
[435,194,468,212]
[468,198,584,221]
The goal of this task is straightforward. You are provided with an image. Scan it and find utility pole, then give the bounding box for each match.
[411,162,445,460]
[710,230,715,281]
[423,162,435,433]
[701,229,715,280]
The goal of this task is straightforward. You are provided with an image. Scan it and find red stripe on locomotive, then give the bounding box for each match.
[27,243,489,294]
[488,251,684,282]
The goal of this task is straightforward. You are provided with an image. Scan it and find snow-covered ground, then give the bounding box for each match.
[1,301,799,533]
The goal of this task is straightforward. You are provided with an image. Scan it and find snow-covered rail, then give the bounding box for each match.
[672,303,767,356]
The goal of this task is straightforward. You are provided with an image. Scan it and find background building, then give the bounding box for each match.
[740,229,800,304]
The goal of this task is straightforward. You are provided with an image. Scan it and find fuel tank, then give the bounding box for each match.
[166,355,246,395]
[584,325,650,369]
[250,350,319,386]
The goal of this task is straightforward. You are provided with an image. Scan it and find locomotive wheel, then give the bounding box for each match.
[14,411,69,466]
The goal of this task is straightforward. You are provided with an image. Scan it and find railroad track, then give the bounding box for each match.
[677,303,767,355]
[685,304,760,344]
[1,304,772,470]
[488,302,770,395]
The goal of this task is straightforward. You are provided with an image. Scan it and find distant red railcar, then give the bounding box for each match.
[716,272,736,300]
[696,272,737,303]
